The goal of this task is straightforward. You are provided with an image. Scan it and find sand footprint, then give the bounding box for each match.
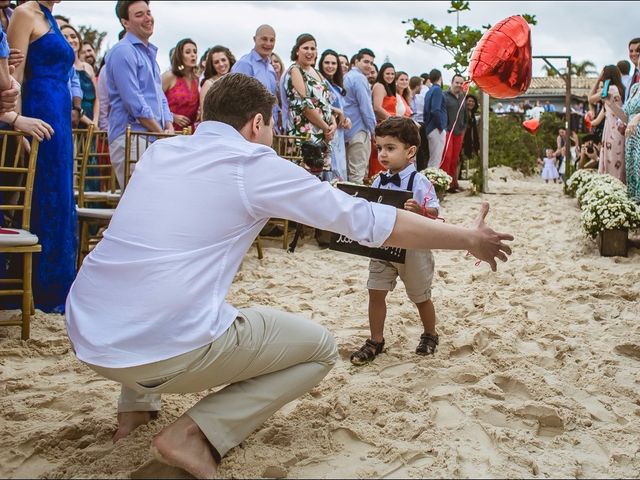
[130,459,195,479]
[513,404,564,437]
[492,375,532,401]
[614,343,640,361]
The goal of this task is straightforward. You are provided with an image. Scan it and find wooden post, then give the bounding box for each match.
[481,92,489,192]
[565,57,572,181]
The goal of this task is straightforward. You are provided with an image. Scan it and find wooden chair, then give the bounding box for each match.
[75,125,119,269]
[267,134,308,249]
[73,127,119,205]
[0,131,41,340]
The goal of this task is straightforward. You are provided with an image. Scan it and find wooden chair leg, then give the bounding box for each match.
[77,220,88,270]
[21,252,32,340]
[282,220,289,250]
[255,237,264,260]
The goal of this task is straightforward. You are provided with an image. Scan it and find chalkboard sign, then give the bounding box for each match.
[329,183,411,263]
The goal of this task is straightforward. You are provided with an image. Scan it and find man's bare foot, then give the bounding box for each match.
[151,414,218,480]
[113,411,156,443]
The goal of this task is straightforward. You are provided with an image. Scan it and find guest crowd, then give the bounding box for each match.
[1,0,640,315]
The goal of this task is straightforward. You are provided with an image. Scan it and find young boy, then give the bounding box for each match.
[351,116,441,365]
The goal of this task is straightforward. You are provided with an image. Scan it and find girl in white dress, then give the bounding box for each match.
[540,148,560,183]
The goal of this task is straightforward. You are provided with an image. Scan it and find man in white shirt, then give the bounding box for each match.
[65,73,513,479]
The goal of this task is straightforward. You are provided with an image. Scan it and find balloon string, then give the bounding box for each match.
[440,80,472,169]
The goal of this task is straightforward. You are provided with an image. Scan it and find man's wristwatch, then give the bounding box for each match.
[73,106,84,117]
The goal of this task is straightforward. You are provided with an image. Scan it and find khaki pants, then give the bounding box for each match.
[86,306,338,457]
[109,134,147,190]
[346,130,371,184]
[427,129,446,168]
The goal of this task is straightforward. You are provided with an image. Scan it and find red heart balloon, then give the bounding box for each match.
[469,16,532,99]
[522,118,540,134]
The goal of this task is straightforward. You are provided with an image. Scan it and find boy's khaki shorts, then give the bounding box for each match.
[367,249,435,304]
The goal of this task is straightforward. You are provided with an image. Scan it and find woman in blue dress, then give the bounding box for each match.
[319,49,350,181]
[9,0,77,313]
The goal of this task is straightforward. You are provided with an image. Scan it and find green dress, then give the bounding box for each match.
[623,83,640,203]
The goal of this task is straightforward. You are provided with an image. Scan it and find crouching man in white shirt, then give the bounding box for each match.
[65,73,514,479]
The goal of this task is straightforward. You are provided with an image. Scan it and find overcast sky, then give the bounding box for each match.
[57,1,637,83]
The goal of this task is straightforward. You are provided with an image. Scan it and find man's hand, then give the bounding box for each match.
[0,76,20,114]
[8,48,24,69]
[467,202,513,272]
[163,122,175,134]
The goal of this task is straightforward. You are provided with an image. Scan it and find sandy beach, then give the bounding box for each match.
[1,168,639,479]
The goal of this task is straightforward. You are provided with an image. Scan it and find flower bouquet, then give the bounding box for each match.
[420,168,452,200]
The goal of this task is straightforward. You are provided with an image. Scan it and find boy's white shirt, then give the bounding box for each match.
[371,163,440,214]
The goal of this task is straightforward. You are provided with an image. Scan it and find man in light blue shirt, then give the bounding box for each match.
[343,48,377,184]
[231,24,278,123]
[105,0,173,188]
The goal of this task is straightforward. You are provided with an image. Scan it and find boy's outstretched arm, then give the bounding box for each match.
[384,202,513,272]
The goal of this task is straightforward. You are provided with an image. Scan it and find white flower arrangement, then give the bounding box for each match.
[420,168,452,191]
[566,169,598,197]
[577,175,640,238]
[575,174,626,203]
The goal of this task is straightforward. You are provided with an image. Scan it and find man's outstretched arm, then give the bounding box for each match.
[384,202,513,271]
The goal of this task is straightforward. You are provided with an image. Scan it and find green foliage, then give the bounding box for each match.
[404,19,481,73]
[404,1,537,74]
[78,25,108,57]
[568,60,598,77]
[488,112,564,175]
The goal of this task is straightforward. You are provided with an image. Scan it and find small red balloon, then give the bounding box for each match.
[522,118,540,134]
[469,16,532,99]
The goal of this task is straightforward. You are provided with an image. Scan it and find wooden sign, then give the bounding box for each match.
[329,183,411,263]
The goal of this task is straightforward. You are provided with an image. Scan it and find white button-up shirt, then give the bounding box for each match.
[371,164,440,212]
[65,121,397,368]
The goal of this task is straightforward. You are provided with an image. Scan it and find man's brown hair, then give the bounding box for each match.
[115,0,150,21]
[375,116,420,148]
[202,73,276,131]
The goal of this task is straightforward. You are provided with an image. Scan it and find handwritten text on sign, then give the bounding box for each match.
[329,183,411,263]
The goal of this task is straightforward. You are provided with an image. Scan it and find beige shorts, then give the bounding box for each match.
[367,249,435,303]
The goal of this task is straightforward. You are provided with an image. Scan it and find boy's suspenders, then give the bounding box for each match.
[406,171,418,192]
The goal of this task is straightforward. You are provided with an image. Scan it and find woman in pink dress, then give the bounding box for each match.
[162,38,199,132]
[589,65,626,182]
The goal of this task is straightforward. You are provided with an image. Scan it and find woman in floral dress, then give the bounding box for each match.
[284,33,337,154]
[623,63,640,203]
[589,66,626,182]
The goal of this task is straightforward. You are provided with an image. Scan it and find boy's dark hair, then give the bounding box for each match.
[54,14,70,23]
[429,68,442,84]
[115,0,150,21]
[617,60,631,76]
[355,48,375,61]
[628,37,640,47]
[202,73,276,131]
[375,116,421,149]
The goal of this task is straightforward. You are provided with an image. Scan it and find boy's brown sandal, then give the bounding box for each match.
[350,338,385,366]
[416,333,439,356]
